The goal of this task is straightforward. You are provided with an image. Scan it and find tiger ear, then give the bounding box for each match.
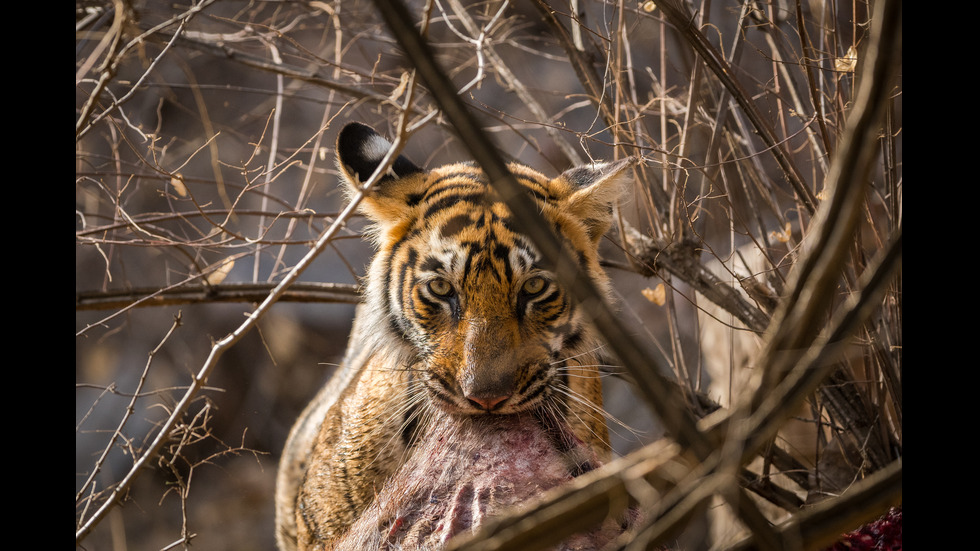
[559,157,636,243]
[335,122,425,224]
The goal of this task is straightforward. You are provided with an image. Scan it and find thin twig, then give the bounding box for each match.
[74,126,403,546]
[76,0,218,140]
[76,314,183,530]
[654,0,817,214]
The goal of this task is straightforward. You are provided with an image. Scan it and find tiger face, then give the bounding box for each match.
[336,122,632,442]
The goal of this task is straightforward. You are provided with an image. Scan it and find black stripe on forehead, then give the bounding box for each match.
[513,234,538,257]
[497,214,523,239]
[440,213,471,238]
[417,170,490,215]
[489,241,510,270]
[419,255,444,273]
[460,242,480,282]
[430,170,489,188]
[506,234,540,271]
[422,192,487,220]
[492,243,513,282]
[421,168,558,215]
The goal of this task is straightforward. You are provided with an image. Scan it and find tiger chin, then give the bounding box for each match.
[275,122,635,551]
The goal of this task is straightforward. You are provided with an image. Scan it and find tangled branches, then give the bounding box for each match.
[76,0,901,549]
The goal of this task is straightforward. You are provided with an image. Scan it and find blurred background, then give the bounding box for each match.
[76,1,901,549]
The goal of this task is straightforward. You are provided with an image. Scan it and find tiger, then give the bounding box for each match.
[275,121,635,551]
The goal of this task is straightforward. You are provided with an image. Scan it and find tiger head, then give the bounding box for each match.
[336,122,632,445]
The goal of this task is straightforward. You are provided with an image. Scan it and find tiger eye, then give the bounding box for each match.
[522,276,546,295]
[428,278,454,297]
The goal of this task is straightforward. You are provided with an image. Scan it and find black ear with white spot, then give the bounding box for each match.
[335,122,428,229]
[336,122,422,186]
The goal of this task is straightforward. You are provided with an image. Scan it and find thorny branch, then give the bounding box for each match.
[76,313,183,520]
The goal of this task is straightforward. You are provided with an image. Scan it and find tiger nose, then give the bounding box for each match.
[466,393,510,412]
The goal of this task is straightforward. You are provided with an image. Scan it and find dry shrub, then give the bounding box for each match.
[76,1,901,549]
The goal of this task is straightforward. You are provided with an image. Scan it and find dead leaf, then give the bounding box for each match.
[835,45,858,73]
[388,72,411,103]
[642,283,666,306]
[206,258,235,286]
[770,222,792,243]
[642,1,657,12]
[171,174,187,197]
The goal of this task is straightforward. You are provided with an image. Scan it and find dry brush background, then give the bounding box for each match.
[76,0,901,550]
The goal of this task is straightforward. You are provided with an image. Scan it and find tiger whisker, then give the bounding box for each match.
[366,383,433,470]
[549,383,646,443]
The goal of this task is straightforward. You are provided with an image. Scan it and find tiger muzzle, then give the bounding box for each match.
[461,321,524,412]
